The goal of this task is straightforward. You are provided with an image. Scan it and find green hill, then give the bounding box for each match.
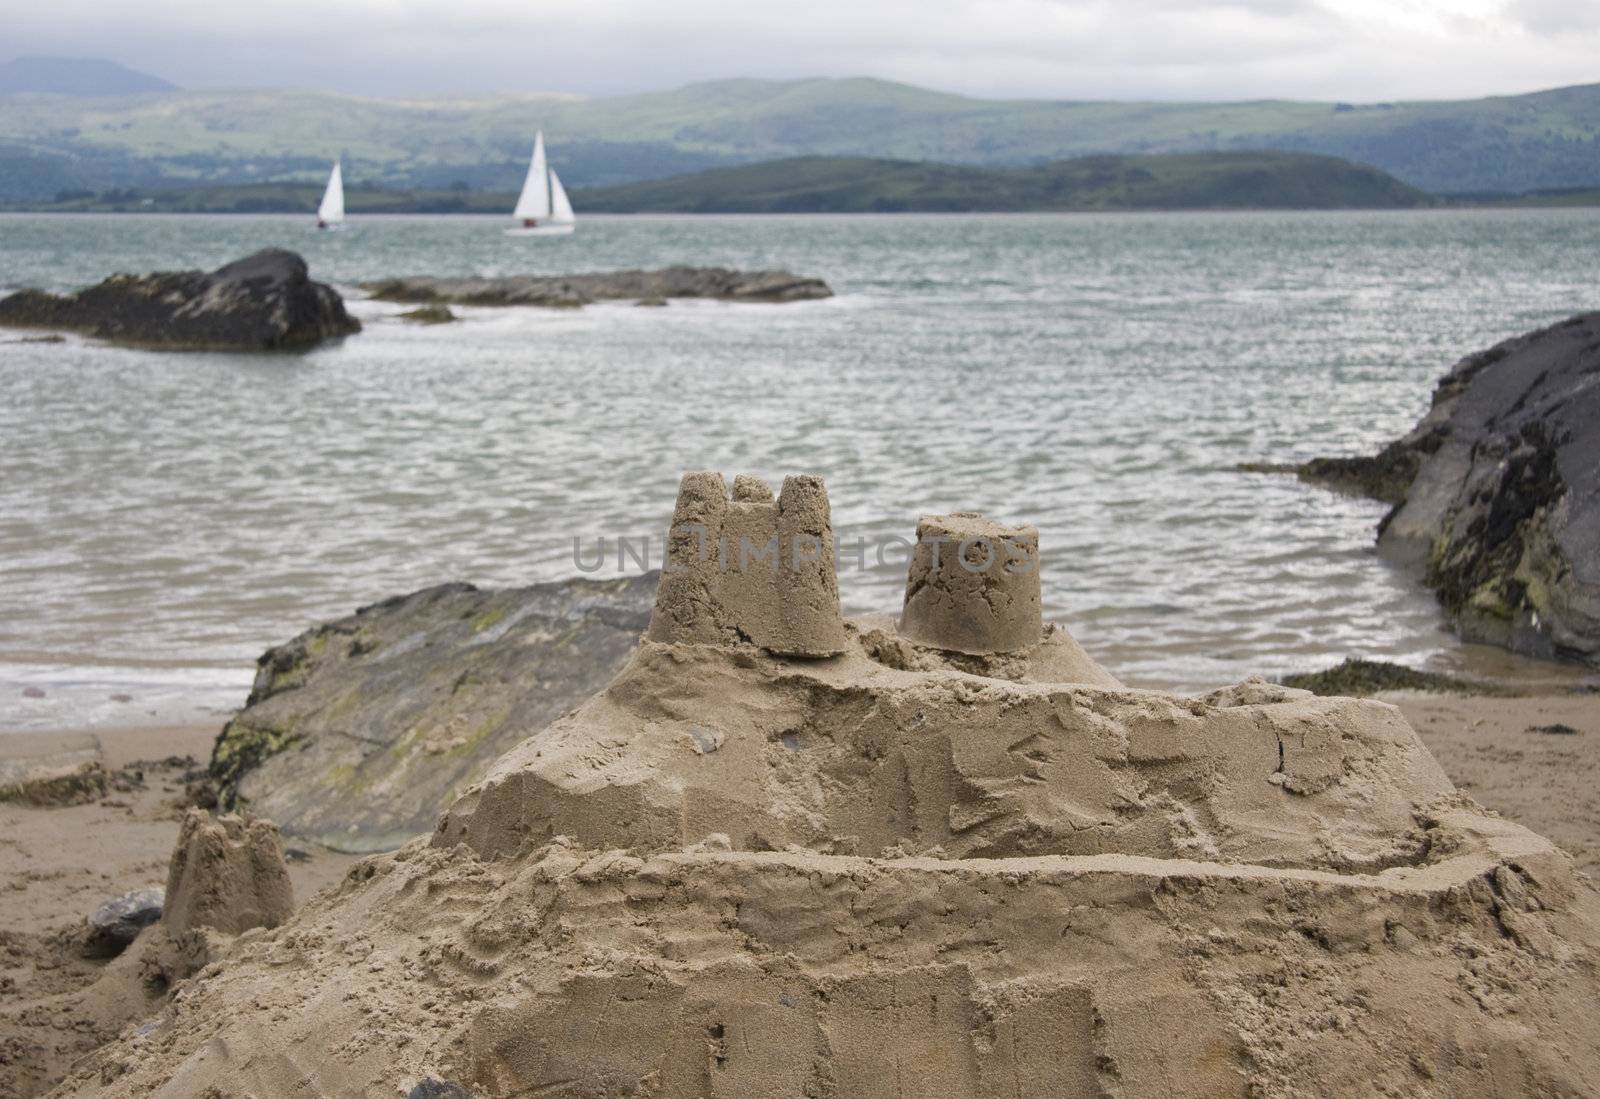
[1,75,1597,201]
[572,152,1431,212]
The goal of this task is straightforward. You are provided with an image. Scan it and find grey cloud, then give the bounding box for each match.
[1506,0,1600,35]
[6,0,1599,100]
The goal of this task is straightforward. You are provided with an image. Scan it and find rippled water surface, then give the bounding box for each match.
[3,210,1597,729]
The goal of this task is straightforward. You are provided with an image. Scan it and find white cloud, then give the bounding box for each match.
[7,0,1600,100]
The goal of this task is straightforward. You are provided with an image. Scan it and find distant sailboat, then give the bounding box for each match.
[317,160,345,230]
[506,132,576,236]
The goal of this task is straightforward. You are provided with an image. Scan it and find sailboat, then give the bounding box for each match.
[506,132,575,236]
[316,159,345,231]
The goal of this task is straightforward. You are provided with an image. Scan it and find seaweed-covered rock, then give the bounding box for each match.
[211,573,658,852]
[1302,313,1600,665]
[1279,658,1516,697]
[0,249,359,350]
[361,266,832,307]
[0,733,107,807]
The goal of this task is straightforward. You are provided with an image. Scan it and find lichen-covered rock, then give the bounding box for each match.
[0,249,359,350]
[211,573,658,852]
[1302,313,1600,665]
[361,266,832,307]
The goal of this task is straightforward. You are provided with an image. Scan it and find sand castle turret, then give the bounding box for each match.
[899,512,1042,654]
[647,471,848,657]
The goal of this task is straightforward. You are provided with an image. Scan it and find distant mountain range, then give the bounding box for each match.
[1,68,1597,202]
[0,56,176,96]
[573,153,1431,212]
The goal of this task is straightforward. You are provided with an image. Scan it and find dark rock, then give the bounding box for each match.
[0,248,360,350]
[1296,441,1424,505]
[211,573,659,852]
[85,888,164,956]
[1298,313,1600,666]
[362,265,832,308]
[1279,658,1517,697]
[1528,723,1581,736]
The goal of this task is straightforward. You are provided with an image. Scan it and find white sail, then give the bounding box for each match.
[512,133,551,220]
[317,160,344,225]
[548,168,575,224]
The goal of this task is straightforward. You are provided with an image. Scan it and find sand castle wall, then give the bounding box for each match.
[48,473,1600,1099]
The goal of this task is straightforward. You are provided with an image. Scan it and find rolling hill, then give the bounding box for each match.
[572,152,1432,212]
[10,151,1431,214]
[0,56,176,96]
[1,74,1597,201]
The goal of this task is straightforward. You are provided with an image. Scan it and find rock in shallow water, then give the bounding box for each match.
[361,265,833,307]
[1301,312,1600,666]
[0,248,359,350]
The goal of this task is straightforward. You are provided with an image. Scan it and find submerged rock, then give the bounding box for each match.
[0,248,359,350]
[1301,313,1600,666]
[397,304,457,324]
[361,265,833,307]
[53,474,1600,1099]
[211,573,658,852]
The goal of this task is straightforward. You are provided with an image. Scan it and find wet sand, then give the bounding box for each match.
[1388,691,1600,876]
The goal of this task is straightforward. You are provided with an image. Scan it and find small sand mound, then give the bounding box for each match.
[51,474,1600,1098]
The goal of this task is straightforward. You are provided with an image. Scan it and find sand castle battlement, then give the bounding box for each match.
[647,472,1046,659]
[647,471,850,657]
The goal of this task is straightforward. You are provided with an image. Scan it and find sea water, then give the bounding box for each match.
[2,209,1597,730]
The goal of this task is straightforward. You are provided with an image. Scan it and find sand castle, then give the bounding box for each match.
[56,474,1600,1098]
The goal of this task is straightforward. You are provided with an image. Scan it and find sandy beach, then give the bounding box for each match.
[1389,691,1600,876]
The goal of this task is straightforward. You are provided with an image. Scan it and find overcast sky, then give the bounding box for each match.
[10,0,1600,102]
